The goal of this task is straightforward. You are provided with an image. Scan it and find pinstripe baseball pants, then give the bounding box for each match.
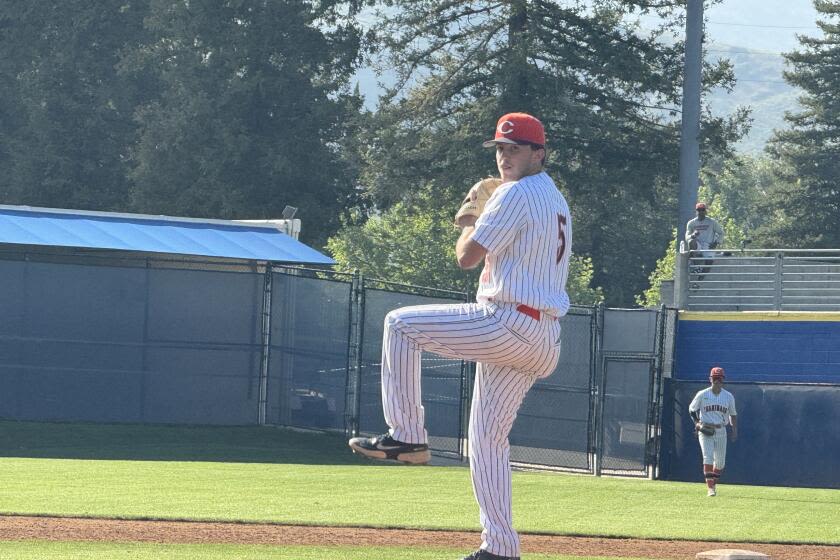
[699,429,728,469]
[381,301,562,557]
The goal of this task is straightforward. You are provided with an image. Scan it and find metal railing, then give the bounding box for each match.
[674,246,840,310]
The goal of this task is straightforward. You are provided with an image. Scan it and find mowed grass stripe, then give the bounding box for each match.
[0,422,838,544]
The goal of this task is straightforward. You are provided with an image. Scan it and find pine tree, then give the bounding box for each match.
[765,0,840,247]
[0,1,148,210]
[123,1,369,248]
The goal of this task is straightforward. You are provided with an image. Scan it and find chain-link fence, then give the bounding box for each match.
[0,250,265,424]
[264,267,355,431]
[0,249,675,475]
[351,281,469,458]
[510,307,596,471]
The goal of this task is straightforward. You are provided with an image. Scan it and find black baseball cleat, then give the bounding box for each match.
[348,433,431,464]
[462,550,520,560]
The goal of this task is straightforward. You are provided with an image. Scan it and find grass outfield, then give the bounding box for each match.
[0,542,645,560]
[1,421,839,546]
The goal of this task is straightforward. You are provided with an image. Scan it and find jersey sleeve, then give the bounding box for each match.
[728,393,737,416]
[688,391,702,413]
[684,220,695,243]
[471,184,528,254]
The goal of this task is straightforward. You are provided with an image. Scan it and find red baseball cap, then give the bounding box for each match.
[483,112,546,148]
[710,366,725,379]
[695,202,707,210]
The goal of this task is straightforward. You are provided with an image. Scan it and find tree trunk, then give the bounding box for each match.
[502,0,529,110]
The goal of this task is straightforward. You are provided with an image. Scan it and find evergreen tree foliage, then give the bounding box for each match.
[353,0,746,305]
[765,0,840,247]
[123,1,369,249]
[703,154,788,247]
[0,1,148,210]
[635,227,676,308]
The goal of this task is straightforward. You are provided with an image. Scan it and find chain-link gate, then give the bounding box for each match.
[509,306,597,472]
[593,307,675,477]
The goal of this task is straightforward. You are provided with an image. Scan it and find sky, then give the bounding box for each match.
[703,0,820,52]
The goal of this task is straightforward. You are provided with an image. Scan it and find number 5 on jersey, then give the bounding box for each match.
[557,214,567,264]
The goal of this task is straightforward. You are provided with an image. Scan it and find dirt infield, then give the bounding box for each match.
[1,515,837,560]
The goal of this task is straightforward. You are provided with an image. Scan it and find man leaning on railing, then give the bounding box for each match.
[685,202,724,282]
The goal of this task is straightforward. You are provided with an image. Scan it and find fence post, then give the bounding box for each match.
[343,270,360,437]
[592,303,605,477]
[674,242,689,309]
[459,287,475,463]
[459,361,474,463]
[350,271,366,437]
[773,252,784,310]
[588,305,598,476]
[647,305,669,480]
[257,263,274,426]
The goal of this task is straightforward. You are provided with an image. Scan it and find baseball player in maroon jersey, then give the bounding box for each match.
[689,366,738,496]
[349,112,572,560]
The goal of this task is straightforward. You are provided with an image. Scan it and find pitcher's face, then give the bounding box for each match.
[496,143,543,182]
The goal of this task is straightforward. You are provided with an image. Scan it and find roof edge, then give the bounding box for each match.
[0,204,284,231]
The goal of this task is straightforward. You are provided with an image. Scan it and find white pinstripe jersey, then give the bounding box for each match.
[471,171,572,317]
[689,387,737,425]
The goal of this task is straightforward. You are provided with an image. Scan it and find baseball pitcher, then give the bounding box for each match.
[349,112,571,560]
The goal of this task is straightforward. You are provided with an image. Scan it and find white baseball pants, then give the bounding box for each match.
[699,429,728,469]
[381,301,562,557]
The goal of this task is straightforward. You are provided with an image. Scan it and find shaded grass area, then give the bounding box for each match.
[1,421,839,545]
[0,542,648,560]
[0,420,359,465]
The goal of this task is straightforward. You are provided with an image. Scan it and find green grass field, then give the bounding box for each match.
[1,421,838,559]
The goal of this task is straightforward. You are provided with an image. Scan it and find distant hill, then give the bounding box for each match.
[706,45,804,154]
[700,0,817,153]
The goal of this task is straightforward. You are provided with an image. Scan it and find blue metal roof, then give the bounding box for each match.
[0,205,335,265]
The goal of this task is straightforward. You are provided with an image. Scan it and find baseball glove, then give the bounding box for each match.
[697,424,716,436]
[453,177,504,227]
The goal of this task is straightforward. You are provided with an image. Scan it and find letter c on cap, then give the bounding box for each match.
[498,120,514,135]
